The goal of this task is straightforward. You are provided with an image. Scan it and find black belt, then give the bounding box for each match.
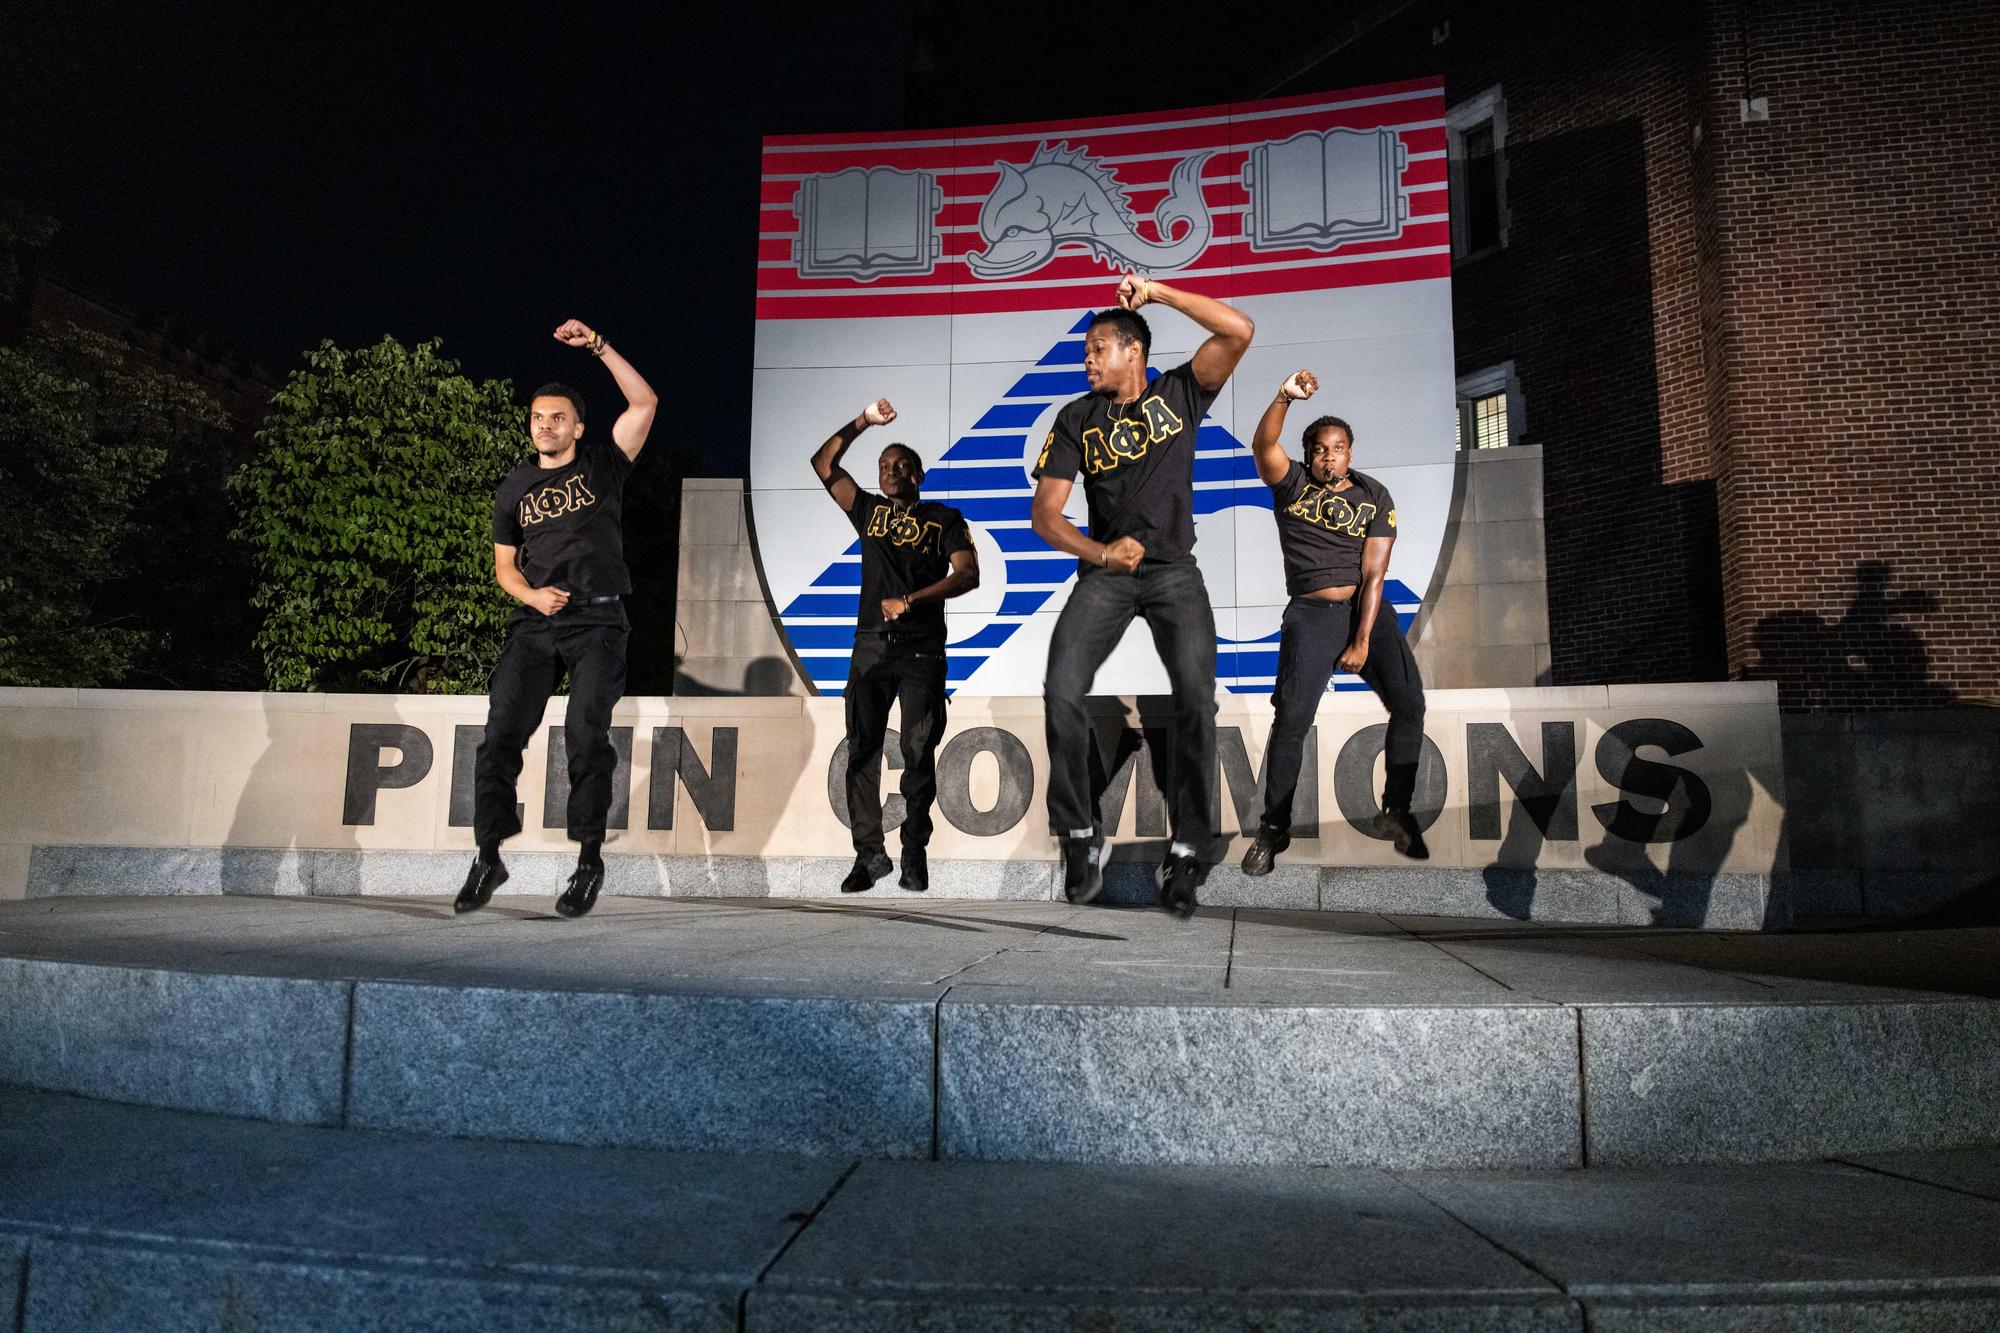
[573,594,622,605]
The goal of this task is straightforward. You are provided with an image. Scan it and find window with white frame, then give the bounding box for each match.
[1447,86,1509,261]
[1456,362,1523,450]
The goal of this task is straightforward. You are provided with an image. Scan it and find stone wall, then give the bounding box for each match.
[1780,709,2000,919]
[1413,444,1550,688]
[1,683,1790,928]
[671,477,805,698]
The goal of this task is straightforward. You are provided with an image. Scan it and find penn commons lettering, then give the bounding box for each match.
[1082,393,1184,474]
[342,724,737,832]
[343,716,1724,846]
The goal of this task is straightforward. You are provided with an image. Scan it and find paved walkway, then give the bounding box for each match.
[2,1084,1997,1331]
[4,893,1996,1003]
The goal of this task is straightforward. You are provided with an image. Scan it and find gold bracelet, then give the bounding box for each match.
[588,331,606,356]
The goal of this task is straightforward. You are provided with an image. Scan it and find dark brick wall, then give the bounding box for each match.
[1284,0,1999,708]
[1706,0,2000,709]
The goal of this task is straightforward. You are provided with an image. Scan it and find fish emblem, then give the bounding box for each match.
[966,142,1213,280]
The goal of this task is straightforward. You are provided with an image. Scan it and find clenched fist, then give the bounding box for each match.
[552,319,597,348]
[1102,535,1146,574]
[1280,370,1319,401]
[1115,272,1151,311]
[526,586,571,616]
[860,398,897,428]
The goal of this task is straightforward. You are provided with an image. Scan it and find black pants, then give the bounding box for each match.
[473,608,628,847]
[1044,561,1218,859]
[844,636,949,858]
[1261,595,1426,832]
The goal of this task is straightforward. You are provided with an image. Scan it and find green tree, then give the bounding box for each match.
[0,323,228,685]
[233,337,520,693]
[0,200,58,307]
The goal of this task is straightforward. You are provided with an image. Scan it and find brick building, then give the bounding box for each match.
[1272,0,1999,711]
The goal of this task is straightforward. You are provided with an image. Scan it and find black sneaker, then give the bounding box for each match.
[1159,854,1207,919]
[555,863,604,918]
[898,847,929,892]
[1370,807,1431,860]
[454,857,508,914]
[1240,826,1290,877]
[1061,830,1106,904]
[841,851,894,893]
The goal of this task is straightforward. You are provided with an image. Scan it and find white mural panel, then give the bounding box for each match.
[751,80,1456,695]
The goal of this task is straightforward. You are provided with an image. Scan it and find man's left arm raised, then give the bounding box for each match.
[1114,273,1254,392]
[554,318,658,461]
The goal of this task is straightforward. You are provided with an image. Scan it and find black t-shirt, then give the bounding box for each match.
[491,439,635,596]
[1031,361,1218,573]
[845,489,973,650]
[1268,463,1398,596]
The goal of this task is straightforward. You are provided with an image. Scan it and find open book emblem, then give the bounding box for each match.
[791,167,944,282]
[1240,128,1408,253]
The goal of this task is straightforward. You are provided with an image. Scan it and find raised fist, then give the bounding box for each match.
[1115,272,1151,311]
[861,398,897,427]
[552,319,596,347]
[1280,370,1319,401]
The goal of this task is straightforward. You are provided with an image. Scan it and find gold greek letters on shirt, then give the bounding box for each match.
[865,504,944,552]
[518,474,598,527]
[1081,393,1184,475]
[1285,484,1378,537]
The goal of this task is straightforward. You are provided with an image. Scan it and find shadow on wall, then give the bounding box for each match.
[1477,717,1770,929]
[672,655,798,698]
[223,694,357,896]
[1743,560,1988,923]
[1742,560,1953,711]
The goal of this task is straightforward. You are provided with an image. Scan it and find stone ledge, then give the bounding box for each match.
[1581,1000,2000,1164]
[938,998,1581,1167]
[347,980,937,1157]
[5,898,1996,1169]
[26,845,1800,929]
[0,958,347,1125]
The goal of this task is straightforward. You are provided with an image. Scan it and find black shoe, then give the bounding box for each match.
[1370,807,1431,860]
[841,851,894,893]
[898,847,929,892]
[1159,854,1207,920]
[454,857,508,914]
[1240,826,1290,877]
[1061,830,1106,904]
[555,863,604,918]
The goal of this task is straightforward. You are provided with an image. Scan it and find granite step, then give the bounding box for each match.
[1,896,1997,1169]
[3,1085,1998,1333]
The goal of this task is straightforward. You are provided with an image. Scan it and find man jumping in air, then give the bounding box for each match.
[812,398,979,893]
[1240,369,1429,875]
[1031,274,1253,918]
[455,318,658,919]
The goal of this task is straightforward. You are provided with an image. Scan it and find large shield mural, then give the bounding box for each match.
[750,79,1455,696]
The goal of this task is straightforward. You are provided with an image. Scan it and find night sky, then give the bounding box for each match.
[6,0,1347,476]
